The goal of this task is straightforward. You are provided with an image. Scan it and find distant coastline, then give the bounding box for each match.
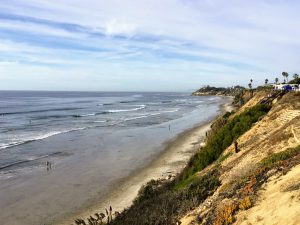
[192,85,245,96]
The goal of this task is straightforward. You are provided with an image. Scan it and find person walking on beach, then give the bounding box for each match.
[169,124,171,131]
[46,161,52,171]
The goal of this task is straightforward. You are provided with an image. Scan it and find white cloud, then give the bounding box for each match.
[105,19,137,36]
[0,0,300,90]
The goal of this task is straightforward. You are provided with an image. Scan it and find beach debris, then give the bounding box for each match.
[99,212,106,219]
[95,213,101,220]
[87,215,99,225]
[95,212,105,224]
[74,211,108,225]
[75,218,87,225]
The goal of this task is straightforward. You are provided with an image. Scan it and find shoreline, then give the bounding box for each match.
[56,96,234,225]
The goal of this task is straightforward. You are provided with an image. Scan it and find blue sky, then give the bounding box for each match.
[0,0,300,91]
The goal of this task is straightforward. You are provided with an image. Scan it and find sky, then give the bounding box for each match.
[0,0,300,92]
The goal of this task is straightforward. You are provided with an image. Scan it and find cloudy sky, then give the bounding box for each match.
[0,0,300,91]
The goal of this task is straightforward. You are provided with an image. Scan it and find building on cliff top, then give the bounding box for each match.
[273,84,299,91]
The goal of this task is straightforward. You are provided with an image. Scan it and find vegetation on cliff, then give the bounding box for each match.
[80,101,271,225]
[207,145,300,225]
[75,89,300,225]
[192,85,245,97]
[110,169,221,225]
[177,104,271,187]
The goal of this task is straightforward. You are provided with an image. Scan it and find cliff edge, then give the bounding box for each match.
[73,89,300,225]
[181,90,300,225]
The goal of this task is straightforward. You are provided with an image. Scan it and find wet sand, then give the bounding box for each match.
[57,98,234,225]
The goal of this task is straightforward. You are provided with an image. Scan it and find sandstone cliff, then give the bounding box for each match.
[181,90,300,225]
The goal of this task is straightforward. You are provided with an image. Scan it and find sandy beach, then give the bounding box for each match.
[57,97,234,225]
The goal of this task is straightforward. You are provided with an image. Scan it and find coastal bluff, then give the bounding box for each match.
[73,89,300,225]
[192,85,245,96]
[180,90,300,225]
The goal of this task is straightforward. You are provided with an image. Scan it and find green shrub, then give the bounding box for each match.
[134,179,162,204]
[178,104,271,186]
[261,146,300,167]
[223,111,233,119]
[110,169,220,225]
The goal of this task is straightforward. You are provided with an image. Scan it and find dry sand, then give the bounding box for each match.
[235,163,300,225]
[57,98,234,225]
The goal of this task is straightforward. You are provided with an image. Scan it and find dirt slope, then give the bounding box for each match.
[234,163,300,225]
[180,91,300,225]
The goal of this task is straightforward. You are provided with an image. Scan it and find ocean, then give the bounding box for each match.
[0,91,224,225]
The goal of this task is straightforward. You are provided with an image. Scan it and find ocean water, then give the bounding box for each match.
[0,91,222,180]
[0,90,227,225]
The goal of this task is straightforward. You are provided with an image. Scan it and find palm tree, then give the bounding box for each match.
[282,72,289,83]
[275,78,279,84]
[293,74,299,80]
[248,82,253,97]
[248,83,252,89]
[265,79,269,86]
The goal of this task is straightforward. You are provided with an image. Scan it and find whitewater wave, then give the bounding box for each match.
[149,112,161,116]
[73,113,96,117]
[0,128,86,150]
[3,107,83,116]
[94,120,107,123]
[131,94,143,98]
[107,105,146,113]
[162,108,179,113]
[123,115,149,121]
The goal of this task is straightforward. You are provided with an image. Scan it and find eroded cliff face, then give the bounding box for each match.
[181,91,300,225]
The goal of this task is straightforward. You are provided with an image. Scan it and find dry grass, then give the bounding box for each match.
[205,146,300,225]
